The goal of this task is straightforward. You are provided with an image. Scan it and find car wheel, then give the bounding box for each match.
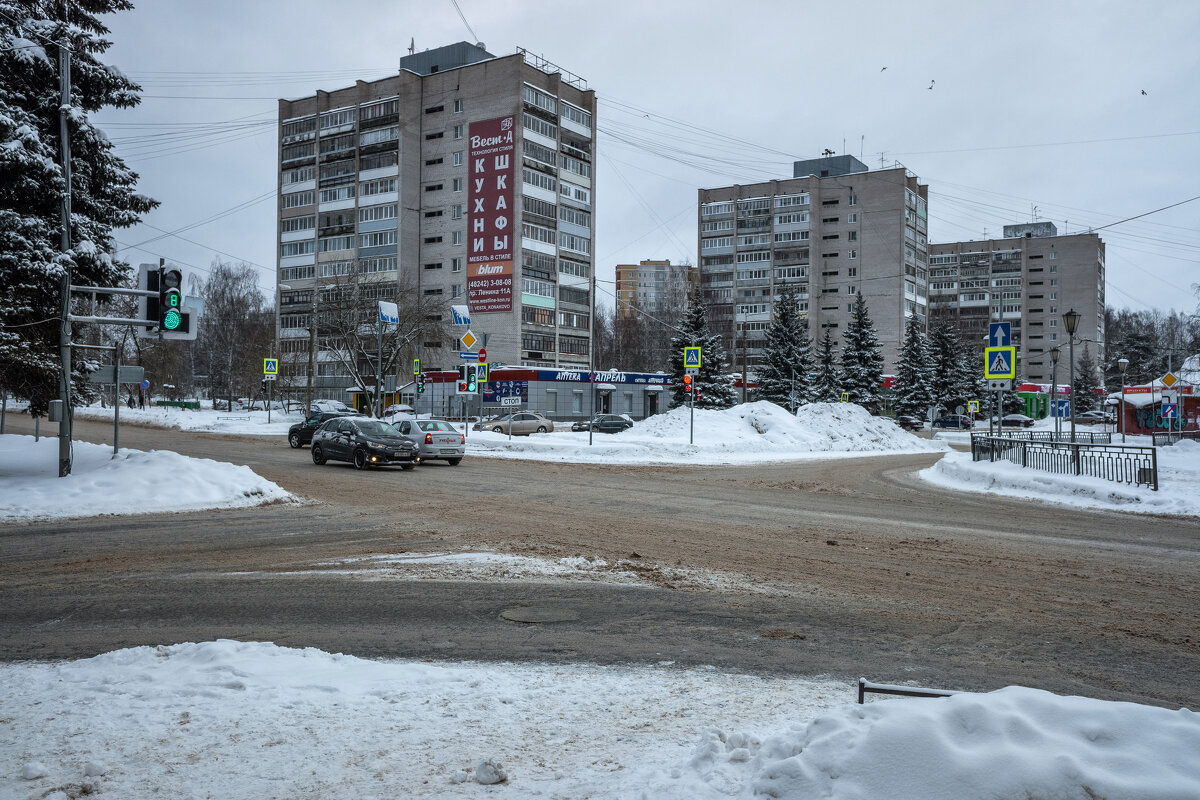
[288,432,302,448]
[353,449,369,470]
[536,425,547,433]
[311,445,326,465]
[447,458,461,466]
[492,426,503,433]
[400,463,415,471]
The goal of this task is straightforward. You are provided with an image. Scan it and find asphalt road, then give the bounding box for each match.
[2,415,1198,709]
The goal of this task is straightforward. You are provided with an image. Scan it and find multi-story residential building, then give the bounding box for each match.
[928,222,1105,384]
[275,43,597,405]
[697,156,929,372]
[614,259,695,321]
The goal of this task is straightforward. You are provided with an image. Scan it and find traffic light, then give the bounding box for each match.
[159,268,183,331]
[683,374,693,393]
[416,373,425,394]
[466,364,478,392]
[456,365,470,394]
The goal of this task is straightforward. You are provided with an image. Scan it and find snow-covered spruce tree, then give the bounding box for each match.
[811,329,842,402]
[668,294,736,409]
[756,283,813,409]
[839,295,885,412]
[1072,342,1101,413]
[894,315,936,417]
[0,1,155,413]
[929,323,963,413]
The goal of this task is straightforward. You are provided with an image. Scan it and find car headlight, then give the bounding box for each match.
[367,441,386,449]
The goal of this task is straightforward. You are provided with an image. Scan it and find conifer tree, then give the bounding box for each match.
[668,294,737,409]
[756,283,813,410]
[812,329,842,402]
[1072,342,1101,413]
[0,1,156,412]
[839,296,885,411]
[894,315,936,417]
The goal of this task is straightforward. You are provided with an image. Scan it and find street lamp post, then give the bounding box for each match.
[1050,346,1060,440]
[1118,357,1129,443]
[1063,309,1081,451]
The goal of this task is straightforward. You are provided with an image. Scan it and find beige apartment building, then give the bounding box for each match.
[697,156,929,372]
[928,222,1105,384]
[614,259,696,321]
[275,43,597,404]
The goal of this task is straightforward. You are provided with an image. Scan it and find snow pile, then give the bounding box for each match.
[468,401,944,465]
[921,438,1200,517]
[73,402,302,436]
[2,642,1196,799]
[665,686,1200,799]
[0,434,294,521]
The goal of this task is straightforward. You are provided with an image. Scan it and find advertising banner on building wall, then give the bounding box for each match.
[467,115,515,314]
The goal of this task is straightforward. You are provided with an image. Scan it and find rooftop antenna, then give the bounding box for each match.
[1032,204,1039,222]
[408,37,415,55]
[860,135,864,161]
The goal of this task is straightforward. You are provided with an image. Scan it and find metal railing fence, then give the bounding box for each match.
[971,435,1158,491]
[991,430,1112,444]
[1151,430,1200,447]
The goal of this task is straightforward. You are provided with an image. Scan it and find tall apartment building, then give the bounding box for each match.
[697,156,929,372]
[614,259,696,321]
[276,43,597,403]
[928,222,1105,384]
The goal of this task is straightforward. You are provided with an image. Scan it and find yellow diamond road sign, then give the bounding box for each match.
[1161,372,1178,388]
[461,330,477,350]
[984,346,1016,380]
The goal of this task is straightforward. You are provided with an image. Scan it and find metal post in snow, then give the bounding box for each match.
[113,347,120,458]
[57,44,73,477]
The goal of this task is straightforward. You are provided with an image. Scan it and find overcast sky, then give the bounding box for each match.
[94,0,1200,317]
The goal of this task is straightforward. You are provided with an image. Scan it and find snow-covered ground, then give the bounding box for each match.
[73,402,302,436]
[2,641,1195,800]
[923,428,1200,517]
[0,434,295,522]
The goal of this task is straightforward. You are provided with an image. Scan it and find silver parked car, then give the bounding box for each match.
[392,418,465,466]
[472,411,554,435]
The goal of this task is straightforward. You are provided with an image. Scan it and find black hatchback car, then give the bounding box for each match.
[288,409,360,448]
[571,414,634,434]
[310,417,418,470]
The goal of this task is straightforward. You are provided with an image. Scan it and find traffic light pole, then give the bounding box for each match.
[57,44,73,477]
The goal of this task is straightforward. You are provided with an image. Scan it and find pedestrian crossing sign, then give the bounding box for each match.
[263,358,278,375]
[968,400,979,414]
[984,346,1016,379]
[684,346,701,370]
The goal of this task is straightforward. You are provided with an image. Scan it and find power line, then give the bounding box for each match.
[1089,195,1200,233]
[891,130,1200,157]
[449,0,479,43]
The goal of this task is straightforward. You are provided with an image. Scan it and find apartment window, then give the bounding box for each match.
[1050,319,1058,328]
[360,230,397,249]
[1050,251,1058,259]
[1050,279,1058,286]
[360,98,398,122]
[523,167,557,193]
[558,232,591,255]
[847,212,858,223]
[358,204,397,223]
[848,250,858,259]
[523,112,558,140]
[424,210,442,219]
[560,180,590,205]
[319,235,353,252]
[318,260,354,278]
[425,131,444,141]
[453,151,463,166]
[452,177,463,192]
[283,190,314,209]
[282,165,316,185]
[280,265,315,281]
[319,107,356,131]
[451,257,463,272]
[423,235,443,245]
[523,84,557,115]
[318,186,354,204]
[522,222,556,245]
[424,288,443,296]
[562,155,591,178]
[424,183,443,193]
[360,177,397,196]
[281,115,316,141]
[280,240,314,257]
[451,204,463,219]
[453,98,464,113]
[849,195,857,206]
[452,284,463,298]
[281,215,315,233]
[560,285,589,305]
[453,124,464,139]
[425,157,444,166]
[423,262,442,270]
[559,258,590,278]
[701,201,735,216]
[452,231,463,246]
[360,151,397,171]
[522,140,557,167]
[559,205,591,227]
[847,230,857,241]
[774,193,810,208]
[360,256,396,274]
[424,104,444,114]
[359,125,398,147]
[561,101,592,129]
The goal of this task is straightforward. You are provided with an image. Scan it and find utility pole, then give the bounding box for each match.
[57,40,73,477]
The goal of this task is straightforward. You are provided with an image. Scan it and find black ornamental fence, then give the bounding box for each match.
[971,435,1158,491]
[989,430,1112,445]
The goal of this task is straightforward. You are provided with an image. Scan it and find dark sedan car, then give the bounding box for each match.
[571,414,634,434]
[932,414,973,430]
[893,415,924,432]
[310,417,418,470]
[288,409,360,448]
